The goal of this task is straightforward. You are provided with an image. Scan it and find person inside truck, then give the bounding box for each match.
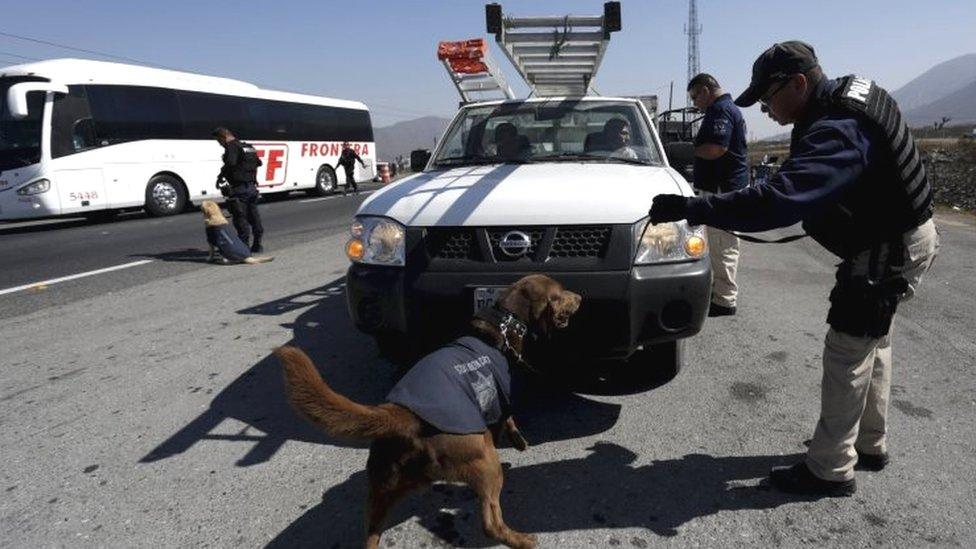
[584,117,638,160]
[493,122,531,160]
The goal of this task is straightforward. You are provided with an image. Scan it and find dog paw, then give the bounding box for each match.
[510,430,529,452]
[514,533,537,548]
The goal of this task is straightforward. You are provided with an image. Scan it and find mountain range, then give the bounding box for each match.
[373,116,451,161]
[894,53,976,126]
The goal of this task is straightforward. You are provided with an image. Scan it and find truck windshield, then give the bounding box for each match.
[0,77,45,171]
[432,99,663,168]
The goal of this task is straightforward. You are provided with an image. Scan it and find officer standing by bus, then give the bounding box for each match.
[213,127,265,253]
[650,41,939,497]
[687,73,749,317]
[336,141,366,194]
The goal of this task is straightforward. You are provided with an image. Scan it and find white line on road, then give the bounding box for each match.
[0,260,154,296]
[299,190,375,203]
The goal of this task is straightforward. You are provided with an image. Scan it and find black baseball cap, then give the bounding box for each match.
[735,41,819,107]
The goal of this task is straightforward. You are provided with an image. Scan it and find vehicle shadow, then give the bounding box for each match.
[140,277,623,466]
[267,443,814,547]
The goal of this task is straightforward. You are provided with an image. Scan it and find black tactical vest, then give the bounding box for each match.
[831,75,933,225]
[231,141,262,184]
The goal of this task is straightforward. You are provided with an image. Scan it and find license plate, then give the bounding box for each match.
[473,287,506,312]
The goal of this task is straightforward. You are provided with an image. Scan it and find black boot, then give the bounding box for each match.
[250,238,264,254]
[855,450,889,471]
[769,462,855,497]
[708,303,737,317]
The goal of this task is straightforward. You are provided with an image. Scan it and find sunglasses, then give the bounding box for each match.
[759,78,791,107]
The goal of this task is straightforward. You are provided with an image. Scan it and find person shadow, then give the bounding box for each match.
[139,277,623,466]
[132,248,213,264]
[267,442,814,547]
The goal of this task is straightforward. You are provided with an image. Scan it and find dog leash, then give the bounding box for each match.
[728,231,809,244]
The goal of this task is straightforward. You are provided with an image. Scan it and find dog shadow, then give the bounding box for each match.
[132,248,213,264]
[267,443,813,547]
[140,277,623,466]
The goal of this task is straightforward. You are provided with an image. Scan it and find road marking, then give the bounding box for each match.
[299,190,375,203]
[0,260,154,297]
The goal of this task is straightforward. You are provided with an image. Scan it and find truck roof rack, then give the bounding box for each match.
[485,2,621,97]
[437,38,515,104]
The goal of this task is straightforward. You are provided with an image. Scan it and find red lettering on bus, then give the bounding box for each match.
[330,143,340,156]
[310,143,319,156]
[300,143,309,157]
[353,144,361,154]
[361,144,369,155]
[266,149,285,181]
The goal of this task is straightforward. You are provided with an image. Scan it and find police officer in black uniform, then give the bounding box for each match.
[650,41,939,497]
[213,127,265,253]
[335,141,365,194]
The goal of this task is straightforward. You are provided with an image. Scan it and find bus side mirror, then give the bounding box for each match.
[6,82,69,118]
[665,141,695,182]
[410,149,431,172]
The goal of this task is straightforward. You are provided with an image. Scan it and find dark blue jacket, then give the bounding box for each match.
[693,93,749,192]
[386,336,511,434]
[206,224,251,261]
[684,78,919,255]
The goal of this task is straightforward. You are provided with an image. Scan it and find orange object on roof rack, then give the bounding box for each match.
[437,39,489,74]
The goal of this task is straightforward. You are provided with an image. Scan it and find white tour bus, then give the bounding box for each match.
[0,58,375,220]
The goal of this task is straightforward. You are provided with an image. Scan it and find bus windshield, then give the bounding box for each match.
[432,99,663,168]
[0,78,45,171]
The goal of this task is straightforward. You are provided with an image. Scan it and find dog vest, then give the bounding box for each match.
[205,223,250,261]
[832,75,933,225]
[386,336,511,434]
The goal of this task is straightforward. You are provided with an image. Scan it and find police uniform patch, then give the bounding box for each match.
[713,118,729,136]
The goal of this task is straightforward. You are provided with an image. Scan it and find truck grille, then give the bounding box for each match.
[424,225,617,265]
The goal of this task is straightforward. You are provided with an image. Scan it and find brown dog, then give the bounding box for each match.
[200,200,273,264]
[275,274,581,548]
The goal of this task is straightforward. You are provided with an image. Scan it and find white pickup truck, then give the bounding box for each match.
[343,96,710,374]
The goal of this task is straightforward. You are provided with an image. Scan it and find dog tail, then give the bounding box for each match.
[244,255,274,264]
[274,345,413,440]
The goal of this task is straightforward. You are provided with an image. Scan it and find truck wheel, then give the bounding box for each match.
[145,174,187,217]
[312,165,337,196]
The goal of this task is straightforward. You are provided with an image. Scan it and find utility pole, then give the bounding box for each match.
[684,0,702,107]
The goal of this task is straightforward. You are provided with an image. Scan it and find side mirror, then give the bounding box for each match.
[6,82,69,118]
[665,141,695,183]
[410,149,432,172]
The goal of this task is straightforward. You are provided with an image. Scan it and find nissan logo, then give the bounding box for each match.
[499,231,532,257]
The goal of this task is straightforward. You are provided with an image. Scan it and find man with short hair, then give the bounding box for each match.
[601,118,638,159]
[213,127,265,253]
[687,73,749,317]
[650,41,938,497]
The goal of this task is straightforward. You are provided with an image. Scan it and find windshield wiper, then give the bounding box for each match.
[534,152,651,166]
[434,155,533,167]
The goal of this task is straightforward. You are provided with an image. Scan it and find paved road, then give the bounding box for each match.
[0,186,379,320]
[0,202,973,548]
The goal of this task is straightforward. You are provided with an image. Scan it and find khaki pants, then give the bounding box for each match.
[806,219,939,481]
[707,226,740,308]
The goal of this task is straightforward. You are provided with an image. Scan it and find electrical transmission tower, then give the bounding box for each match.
[684,0,701,106]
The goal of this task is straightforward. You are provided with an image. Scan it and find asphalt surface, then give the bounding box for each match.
[0,199,973,548]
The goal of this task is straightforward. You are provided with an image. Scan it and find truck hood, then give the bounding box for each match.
[357,163,688,226]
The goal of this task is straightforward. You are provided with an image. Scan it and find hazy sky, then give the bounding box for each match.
[2,0,974,138]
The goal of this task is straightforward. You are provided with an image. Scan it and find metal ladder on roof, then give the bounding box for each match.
[437,38,515,104]
[485,2,621,97]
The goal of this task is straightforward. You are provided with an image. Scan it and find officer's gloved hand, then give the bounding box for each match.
[649,194,690,224]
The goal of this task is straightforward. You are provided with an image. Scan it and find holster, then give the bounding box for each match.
[826,274,908,338]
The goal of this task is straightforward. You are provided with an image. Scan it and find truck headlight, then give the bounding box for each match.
[633,217,707,264]
[345,217,405,266]
[17,179,50,196]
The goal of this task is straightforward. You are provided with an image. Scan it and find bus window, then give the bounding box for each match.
[178,91,247,140]
[86,85,182,144]
[51,86,97,158]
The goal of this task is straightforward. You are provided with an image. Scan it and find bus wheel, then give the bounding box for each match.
[145,174,187,217]
[312,165,337,196]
